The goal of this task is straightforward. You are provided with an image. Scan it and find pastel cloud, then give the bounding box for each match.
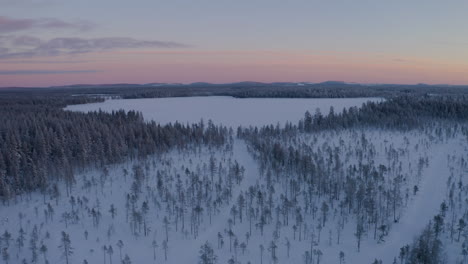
[1,59,91,64]
[0,36,189,59]
[0,16,94,33]
[0,69,99,75]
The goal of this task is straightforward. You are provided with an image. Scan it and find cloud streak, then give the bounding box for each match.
[0,36,189,59]
[0,70,100,75]
[0,59,91,64]
[0,16,94,33]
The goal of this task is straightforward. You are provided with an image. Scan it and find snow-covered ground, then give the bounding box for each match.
[240,128,468,264]
[1,97,465,264]
[2,129,465,264]
[344,132,466,263]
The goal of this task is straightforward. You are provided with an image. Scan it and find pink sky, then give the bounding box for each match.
[1,50,468,87]
[3,2,468,87]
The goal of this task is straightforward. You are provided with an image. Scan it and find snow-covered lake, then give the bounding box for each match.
[66,96,382,127]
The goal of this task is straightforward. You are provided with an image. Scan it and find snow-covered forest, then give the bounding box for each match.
[0,90,468,264]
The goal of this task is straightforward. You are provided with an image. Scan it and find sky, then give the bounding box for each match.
[1,0,468,87]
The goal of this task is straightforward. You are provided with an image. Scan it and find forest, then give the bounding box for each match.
[0,86,467,264]
[0,95,227,199]
[238,95,468,263]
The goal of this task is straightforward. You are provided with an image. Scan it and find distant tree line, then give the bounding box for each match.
[4,83,468,100]
[111,84,468,100]
[0,95,228,199]
[239,95,468,140]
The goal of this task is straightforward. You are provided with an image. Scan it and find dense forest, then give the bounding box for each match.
[0,95,227,199]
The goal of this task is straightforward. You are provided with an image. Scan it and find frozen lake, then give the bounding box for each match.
[66,96,382,127]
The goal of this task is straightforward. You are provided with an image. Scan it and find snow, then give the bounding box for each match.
[65,96,382,127]
[239,129,468,264]
[0,145,245,264]
[168,140,259,264]
[1,97,466,264]
[351,137,463,263]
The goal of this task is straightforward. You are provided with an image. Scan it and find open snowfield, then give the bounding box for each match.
[65,96,381,127]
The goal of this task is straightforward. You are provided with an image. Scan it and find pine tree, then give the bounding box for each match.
[108,245,114,264]
[152,240,158,261]
[355,217,364,252]
[40,244,48,264]
[16,228,26,252]
[162,240,168,261]
[457,219,466,242]
[59,231,73,264]
[268,240,277,261]
[109,204,117,219]
[2,231,11,247]
[199,241,217,264]
[103,245,108,264]
[259,244,264,264]
[30,226,39,264]
[163,216,170,242]
[116,240,124,261]
[122,254,131,264]
[339,251,345,264]
[2,247,9,264]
